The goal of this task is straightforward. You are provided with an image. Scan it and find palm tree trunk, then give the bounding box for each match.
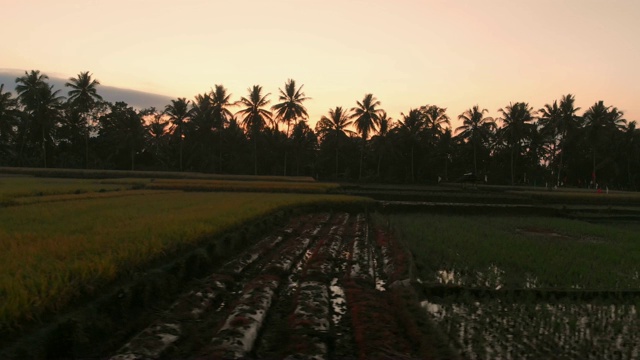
[85,131,89,169]
[131,143,135,171]
[444,155,448,181]
[335,134,339,180]
[283,151,287,176]
[377,153,382,178]
[42,126,47,168]
[179,138,183,172]
[510,147,515,186]
[592,148,597,187]
[253,137,258,175]
[473,142,477,175]
[359,140,364,180]
[411,145,415,183]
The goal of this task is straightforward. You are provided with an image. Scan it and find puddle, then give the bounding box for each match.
[329,278,347,325]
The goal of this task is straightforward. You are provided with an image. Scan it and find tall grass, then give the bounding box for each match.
[0,192,368,328]
[381,213,640,290]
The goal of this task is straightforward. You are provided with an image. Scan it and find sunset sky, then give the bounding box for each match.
[2,0,639,129]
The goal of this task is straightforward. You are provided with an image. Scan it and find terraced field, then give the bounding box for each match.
[107,212,451,359]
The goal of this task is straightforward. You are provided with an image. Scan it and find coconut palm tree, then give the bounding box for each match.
[351,93,383,179]
[370,111,393,178]
[422,105,451,136]
[209,84,236,172]
[272,79,310,175]
[498,102,536,185]
[271,79,310,136]
[65,71,103,168]
[144,108,169,165]
[0,84,20,157]
[210,84,235,129]
[236,85,272,175]
[584,101,625,185]
[315,106,354,179]
[556,94,581,185]
[15,70,64,167]
[455,105,496,175]
[397,108,425,182]
[164,98,192,171]
[539,100,563,184]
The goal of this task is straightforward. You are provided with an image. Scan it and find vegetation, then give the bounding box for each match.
[382,213,640,290]
[1,70,638,188]
[0,185,368,329]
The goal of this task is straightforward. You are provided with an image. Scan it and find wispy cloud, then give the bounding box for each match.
[0,69,173,110]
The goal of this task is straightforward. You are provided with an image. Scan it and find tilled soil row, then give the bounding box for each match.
[109,212,452,360]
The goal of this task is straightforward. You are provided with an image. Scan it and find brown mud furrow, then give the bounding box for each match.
[109,212,448,360]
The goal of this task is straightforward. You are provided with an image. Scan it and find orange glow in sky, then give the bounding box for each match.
[2,0,639,128]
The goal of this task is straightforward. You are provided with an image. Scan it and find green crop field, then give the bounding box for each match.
[379,213,640,359]
[0,176,369,330]
[381,213,640,290]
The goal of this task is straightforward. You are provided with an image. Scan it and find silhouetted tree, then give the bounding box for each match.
[498,102,536,185]
[237,85,272,175]
[65,71,103,168]
[351,94,382,179]
[164,98,192,171]
[98,102,145,170]
[0,84,20,161]
[456,105,496,175]
[397,109,425,182]
[15,70,64,167]
[315,106,354,179]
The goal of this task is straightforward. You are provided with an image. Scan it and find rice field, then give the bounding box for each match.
[0,176,368,330]
[422,299,639,360]
[381,212,640,359]
[383,213,640,290]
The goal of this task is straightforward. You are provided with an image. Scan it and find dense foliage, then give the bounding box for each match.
[1,70,639,189]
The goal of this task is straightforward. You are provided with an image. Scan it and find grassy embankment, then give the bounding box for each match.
[0,175,368,330]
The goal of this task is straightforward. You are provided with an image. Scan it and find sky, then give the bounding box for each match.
[2,0,639,130]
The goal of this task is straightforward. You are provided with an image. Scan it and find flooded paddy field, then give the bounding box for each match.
[380,211,640,359]
[422,298,639,360]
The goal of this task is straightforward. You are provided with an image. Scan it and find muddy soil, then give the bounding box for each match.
[106,212,453,359]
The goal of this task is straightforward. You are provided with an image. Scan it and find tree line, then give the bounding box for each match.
[1,70,639,189]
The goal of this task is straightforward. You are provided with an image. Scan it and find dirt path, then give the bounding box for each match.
[106,212,448,359]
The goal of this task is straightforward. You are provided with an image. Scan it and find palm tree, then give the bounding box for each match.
[397,109,425,182]
[620,120,638,189]
[371,111,393,178]
[315,106,354,179]
[164,98,192,171]
[584,101,625,185]
[0,84,20,157]
[455,105,496,175]
[498,102,536,185]
[271,79,310,136]
[272,79,310,175]
[539,100,563,185]
[145,108,169,162]
[351,93,383,179]
[65,71,103,168]
[236,85,272,175]
[557,94,581,185]
[210,84,235,129]
[209,85,236,172]
[15,70,64,167]
[422,105,451,136]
